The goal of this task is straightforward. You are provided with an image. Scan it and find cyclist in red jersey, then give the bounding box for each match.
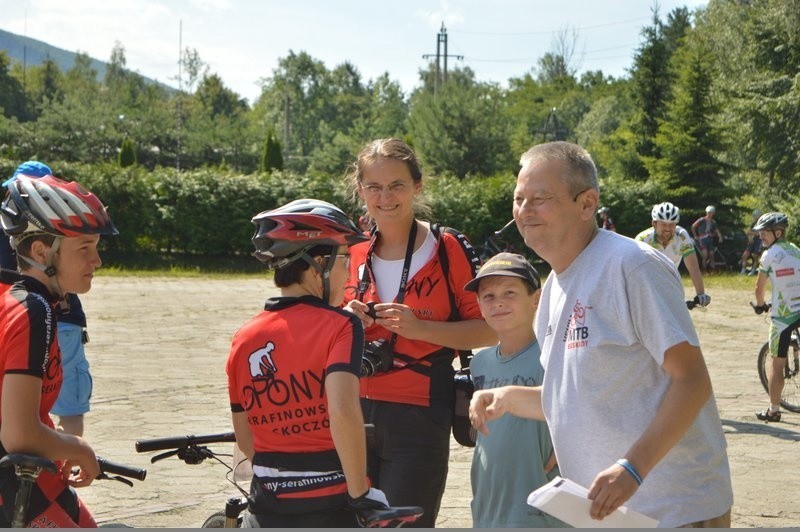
[0,174,117,528]
[227,199,392,527]
[343,138,496,527]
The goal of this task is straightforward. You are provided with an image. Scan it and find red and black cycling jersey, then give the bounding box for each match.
[226,296,363,511]
[227,295,363,452]
[0,271,91,527]
[0,270,62,434]
[345,227,482,408]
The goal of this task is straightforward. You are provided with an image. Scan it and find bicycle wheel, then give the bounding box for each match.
[201,511,228,528]
[757,340,800,413]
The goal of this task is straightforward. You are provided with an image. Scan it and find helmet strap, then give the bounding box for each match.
[301,245,337,304]
[16,237,65,299]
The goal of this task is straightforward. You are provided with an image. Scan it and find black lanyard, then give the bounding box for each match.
[357,221,418,350]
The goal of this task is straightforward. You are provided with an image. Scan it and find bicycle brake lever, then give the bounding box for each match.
[177,446,210,465]
[97,473,134,487]
[150,449,180,463]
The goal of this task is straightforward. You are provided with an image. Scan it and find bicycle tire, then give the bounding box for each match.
[201,511,229,528]
[757,341,800,413]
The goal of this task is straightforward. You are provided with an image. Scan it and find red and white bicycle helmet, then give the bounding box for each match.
[1,174,118,238]
[251,199,366,268]
[651,202,680,223]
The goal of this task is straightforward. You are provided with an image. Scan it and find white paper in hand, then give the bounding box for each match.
[527,476,659,528]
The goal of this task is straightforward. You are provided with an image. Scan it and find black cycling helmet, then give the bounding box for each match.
[752,212,788,232]
[1,174,118,238]
[251,199,367,268]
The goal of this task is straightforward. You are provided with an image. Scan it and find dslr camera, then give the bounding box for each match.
[361,338,394,377]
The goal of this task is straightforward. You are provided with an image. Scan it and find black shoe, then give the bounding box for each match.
[756,409,781,422]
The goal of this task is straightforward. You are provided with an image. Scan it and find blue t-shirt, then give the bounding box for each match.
[469,339,567,528]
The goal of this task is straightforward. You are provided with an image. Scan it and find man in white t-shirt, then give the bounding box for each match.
[751,212,800,422]
[635,201,710,307]
[469,141,733,528]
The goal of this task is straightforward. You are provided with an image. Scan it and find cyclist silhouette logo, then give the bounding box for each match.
[568,299,591,328]
[248,341,278,379]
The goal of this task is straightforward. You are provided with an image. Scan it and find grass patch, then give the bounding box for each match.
[690,271,758,291]
[97,251,269,278]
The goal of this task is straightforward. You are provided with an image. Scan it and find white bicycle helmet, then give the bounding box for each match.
[651,202,680,223]
[1,174,118,239]
[1,174,117,298]
[752,212,788,232]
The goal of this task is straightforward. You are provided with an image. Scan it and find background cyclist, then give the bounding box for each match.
[636,201,710,307]
[0,174,117,527]
[226,199,392,527]
[597,206,616,232]
[740,209,763,275]
[751,212,800,423]
[691,205,723,272]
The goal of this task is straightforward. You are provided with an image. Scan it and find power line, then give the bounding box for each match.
[449,16,649,36]
[458,44,637,64]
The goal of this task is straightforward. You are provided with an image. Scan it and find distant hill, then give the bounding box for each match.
[0,27,173,91]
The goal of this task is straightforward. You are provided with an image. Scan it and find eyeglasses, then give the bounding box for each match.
[360,181,410,196]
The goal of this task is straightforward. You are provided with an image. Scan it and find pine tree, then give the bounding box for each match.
[119,137,137,167]
[261,129,284,173]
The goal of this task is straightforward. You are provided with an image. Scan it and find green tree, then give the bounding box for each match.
[119,137,137,167]
[261,129,284,173]
[408,69,511,179]
[0,52,26,120]
[254,51,331,170]
[648,30,728,217]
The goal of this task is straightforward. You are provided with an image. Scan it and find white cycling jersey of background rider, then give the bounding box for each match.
[758,240,800,317]
[635,225,695,268]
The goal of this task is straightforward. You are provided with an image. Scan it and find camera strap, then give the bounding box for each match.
[358,220,418,352]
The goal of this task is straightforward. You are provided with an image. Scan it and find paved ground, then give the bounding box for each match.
[73,275,799,527]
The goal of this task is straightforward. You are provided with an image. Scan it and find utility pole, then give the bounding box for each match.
[422,22,463,99]
[176,20,182,173]
[283,93,290,157]
[536,108,568,142]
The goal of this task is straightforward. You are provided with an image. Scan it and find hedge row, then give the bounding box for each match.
[0,160,519,257]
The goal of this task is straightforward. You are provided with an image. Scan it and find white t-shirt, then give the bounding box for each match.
[635,225,696,267]
[758,240,800,317]
[535,229,732,527]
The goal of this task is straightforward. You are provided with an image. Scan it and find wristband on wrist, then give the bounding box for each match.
[616,458,643,486]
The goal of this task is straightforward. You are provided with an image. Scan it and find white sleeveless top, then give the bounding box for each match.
[371,230,436,302]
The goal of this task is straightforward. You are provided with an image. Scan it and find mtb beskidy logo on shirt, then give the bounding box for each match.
[562,299,592,350]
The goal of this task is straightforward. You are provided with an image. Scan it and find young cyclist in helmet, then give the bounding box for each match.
[1,161,93,438]
[751,212,800,422]
[0,174,117,527]
[226,199,393,527]
[636,202,711,307]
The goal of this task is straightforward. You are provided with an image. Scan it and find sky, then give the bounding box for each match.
[1,0,709,105]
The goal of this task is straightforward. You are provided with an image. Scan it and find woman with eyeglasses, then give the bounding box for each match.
[226,199,393,527]
[343,139,496,527]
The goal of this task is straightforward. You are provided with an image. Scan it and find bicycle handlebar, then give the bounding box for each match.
[493,219,516,237]
[98,457,147,481]
[135,432,236,453]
